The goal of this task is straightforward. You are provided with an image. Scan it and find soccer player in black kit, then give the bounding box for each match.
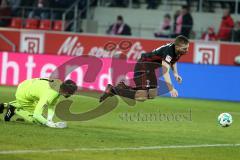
[99,35,189,102]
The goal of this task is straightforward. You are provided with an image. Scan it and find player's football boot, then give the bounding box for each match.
[99,84,115,103]
[4,104,16,121]
[0,103,4,114]
[116,81,131,89]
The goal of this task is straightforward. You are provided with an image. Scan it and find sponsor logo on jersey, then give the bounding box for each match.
[165,55,172,63]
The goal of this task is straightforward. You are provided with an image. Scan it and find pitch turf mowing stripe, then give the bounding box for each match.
[0,144,240,155]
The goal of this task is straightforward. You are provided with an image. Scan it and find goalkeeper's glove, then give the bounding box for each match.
[46,121,67,129]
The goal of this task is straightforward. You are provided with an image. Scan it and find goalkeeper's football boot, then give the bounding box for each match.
[99,84,115,103]
[0,103,4,114]
[4,104,16,121]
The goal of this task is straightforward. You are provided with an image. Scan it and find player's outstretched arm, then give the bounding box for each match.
[171,63,182,84]
[162,61,178,97]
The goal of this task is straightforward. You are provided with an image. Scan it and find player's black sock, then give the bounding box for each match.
[113,87,136,100]
[4,104,15,121]
[0,103,4,114]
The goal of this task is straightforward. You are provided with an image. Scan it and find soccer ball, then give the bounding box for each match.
[218,113,233,127]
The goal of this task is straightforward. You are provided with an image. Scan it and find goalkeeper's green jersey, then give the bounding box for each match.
[14,78,62,124]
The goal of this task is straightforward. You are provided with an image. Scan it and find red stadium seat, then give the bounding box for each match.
[10,18,22,28]
[39,19,52,30]
[53,20,64,31]
[25,19,39,29]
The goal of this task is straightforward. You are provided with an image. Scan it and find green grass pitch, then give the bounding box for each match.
[0,86,240,160]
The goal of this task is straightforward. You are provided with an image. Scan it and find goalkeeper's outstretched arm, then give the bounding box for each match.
[33,99,67,128]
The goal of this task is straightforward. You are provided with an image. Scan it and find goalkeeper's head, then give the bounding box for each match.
[60,80,78,98]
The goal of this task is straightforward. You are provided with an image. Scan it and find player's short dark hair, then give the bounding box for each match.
[174,35,189,46]
[60,79,77,95]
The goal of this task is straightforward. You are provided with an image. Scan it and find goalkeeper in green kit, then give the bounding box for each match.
[0,78,77,128]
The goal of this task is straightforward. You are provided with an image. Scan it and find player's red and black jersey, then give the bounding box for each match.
[133,43,181,89]
[139,43,180,65]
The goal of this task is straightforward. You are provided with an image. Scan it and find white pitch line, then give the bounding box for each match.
[0,144,240,155]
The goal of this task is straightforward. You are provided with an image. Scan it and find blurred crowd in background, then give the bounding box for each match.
[0,0,98,20]
[107,5,240,42]
[103,0,240,14]
[0,0,239,42]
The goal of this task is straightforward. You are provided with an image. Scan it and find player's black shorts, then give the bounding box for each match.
[133,61,160,90]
